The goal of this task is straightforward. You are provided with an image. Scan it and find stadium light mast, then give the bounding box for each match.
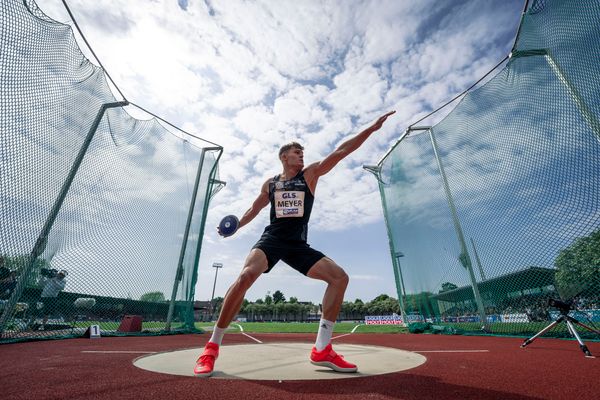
[210,262,223,319]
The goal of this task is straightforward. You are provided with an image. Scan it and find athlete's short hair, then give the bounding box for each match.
[278,142,304,158]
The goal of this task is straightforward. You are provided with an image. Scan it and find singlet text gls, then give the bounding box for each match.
[275,191,305,218]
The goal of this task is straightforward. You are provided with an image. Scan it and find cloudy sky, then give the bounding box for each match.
[39,0,525,304]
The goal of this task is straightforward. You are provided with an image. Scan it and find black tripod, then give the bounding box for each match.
[520,298,599,358]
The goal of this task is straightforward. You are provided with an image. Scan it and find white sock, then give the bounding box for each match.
[209,325,227,346]
[315,319,334,351]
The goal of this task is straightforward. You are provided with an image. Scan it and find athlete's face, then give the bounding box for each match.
[283,147,304,168]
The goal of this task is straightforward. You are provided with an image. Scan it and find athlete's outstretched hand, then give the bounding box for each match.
[370,111,396,131]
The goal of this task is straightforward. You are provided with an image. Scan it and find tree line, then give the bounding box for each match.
[209,292,405,322]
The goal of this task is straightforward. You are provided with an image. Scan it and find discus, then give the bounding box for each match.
[219,215,239,237]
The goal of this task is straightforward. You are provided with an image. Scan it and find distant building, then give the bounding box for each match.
[193,300,211,321]
[432,267,557,316]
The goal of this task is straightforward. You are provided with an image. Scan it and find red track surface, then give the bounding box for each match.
[2,333,599,400]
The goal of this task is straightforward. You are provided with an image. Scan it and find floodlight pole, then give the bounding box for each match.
[428,127,489,330]
[0,101,128,336]
[210,262,223,320]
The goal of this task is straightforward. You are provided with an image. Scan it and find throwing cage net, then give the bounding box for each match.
[0,0,223,342]
[371,0,600,337]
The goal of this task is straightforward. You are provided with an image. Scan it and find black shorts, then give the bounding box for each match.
[252,234,326,276]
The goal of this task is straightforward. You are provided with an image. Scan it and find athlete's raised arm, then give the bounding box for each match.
[304,111,395,190]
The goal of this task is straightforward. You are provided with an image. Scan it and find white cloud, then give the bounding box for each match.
[273,85,328,128]
[327,64,387,116]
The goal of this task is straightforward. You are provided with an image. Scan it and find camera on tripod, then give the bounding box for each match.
[547,298,573,313]
[521,295,599,358]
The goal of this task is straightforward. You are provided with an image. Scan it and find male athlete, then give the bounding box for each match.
[194,111,395,377]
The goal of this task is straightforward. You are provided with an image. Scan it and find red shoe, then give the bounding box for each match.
[194,342,219,377]
[310,343,357,372]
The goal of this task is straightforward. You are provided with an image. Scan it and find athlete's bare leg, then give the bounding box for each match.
[215,249,268,329]
[306,257,349,321]
[306,257,356,372]
[195,249,267,377]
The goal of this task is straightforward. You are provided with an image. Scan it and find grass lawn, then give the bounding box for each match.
[69,321,595,339]
[72,321,185,330]
[195,321,409,334]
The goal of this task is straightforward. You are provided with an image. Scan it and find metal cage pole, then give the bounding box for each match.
[428,127,489,330]
[0,101,128,336]
[164,147,223,330]
[510,49,600,143]
[165,148,208,331]
[363,164,407,326]
[545,51,600,143]
[394,251,408,325]
[470,237,487,281]
[185,148,223,329]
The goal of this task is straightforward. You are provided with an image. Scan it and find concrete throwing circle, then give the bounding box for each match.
[133,342,427,380]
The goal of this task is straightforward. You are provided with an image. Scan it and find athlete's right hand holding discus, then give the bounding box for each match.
[217,215,239,237]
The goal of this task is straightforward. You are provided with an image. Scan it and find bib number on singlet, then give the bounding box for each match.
[275,191,305,218]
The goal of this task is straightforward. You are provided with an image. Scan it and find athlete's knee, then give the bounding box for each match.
[236,268,260,291]
[327,266,349,288]
[309,259,349,287]
[335,269,349,288]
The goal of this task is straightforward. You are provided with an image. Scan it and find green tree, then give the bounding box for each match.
[140,291,165,302]
[264,302,274,320]
[274,302,285,320]
[264,294,273,305]
[253,303,267,321]
[273,290,286,303]
[439,282,458,293]
[240,299,250,314]
[366,300,383,315]
[372,294,390,302]
[285,302,301,320]
[289,296,298,303]
[554,229,600,298]
[212,296,224,314]
[340,301,352,319]
[380,297,400,314]
[352,299,365,319]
